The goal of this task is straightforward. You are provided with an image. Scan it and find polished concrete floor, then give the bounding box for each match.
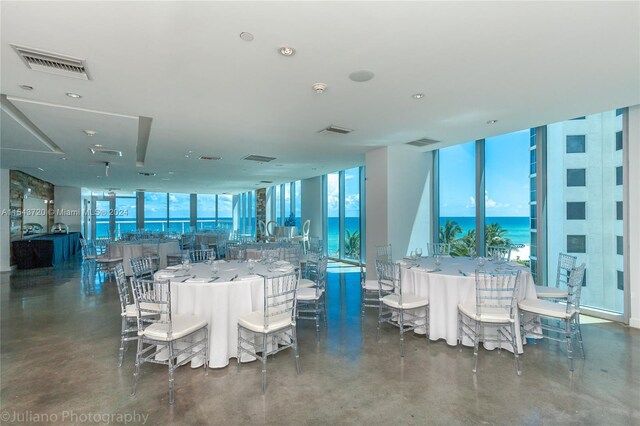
[1,259,639,425]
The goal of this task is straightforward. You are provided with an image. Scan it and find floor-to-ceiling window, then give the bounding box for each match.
[168,193,191,234]
[94,198,111,238]
[344,167,361,261]
[294,180,302,229]
[218,194,232,229]
[436,109,627,320]
[485,130,531,264]
[144,192,168,231]
[438,141,476,255]
[322,167,364,261]
[197,194,217,230]
[115,195,136,238]
[546,110,624,314]
[326,172,340,257]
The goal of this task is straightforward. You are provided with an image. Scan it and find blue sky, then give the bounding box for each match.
[440,130,530,217]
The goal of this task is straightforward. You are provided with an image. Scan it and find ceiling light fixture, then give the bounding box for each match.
[279,46,295,56]
[412,93,425,99]
[37,167,44,172]
[312,82,327,94]
[65,92,82,99]
[19,85,33,90]
[239,32,254,41]
[349,70,375,82]
[486,119,498,124]
[94,144,103,147]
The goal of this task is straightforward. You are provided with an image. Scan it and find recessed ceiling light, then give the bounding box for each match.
[412,93,425,99]
[19,84,33,90]
[37,167,44,172]
[239,32,254,41]
[65,92,82,99]
[349,70,375,82]
[487,119,498,124]
[279,46,295,56]
[94,144,103,148]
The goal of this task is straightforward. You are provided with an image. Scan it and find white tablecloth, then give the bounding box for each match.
[109,241,179,276]
[156,260,294,368]
[400,257,536,353]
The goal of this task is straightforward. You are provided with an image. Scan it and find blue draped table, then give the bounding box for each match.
[12,232,82,269]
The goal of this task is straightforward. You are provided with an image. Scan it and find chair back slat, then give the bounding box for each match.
[427,242,451,257]
[556,253,578,289]
[375,259,401,302]
[474,270,521,318]
[262,271,298,329]
[566,263,586,313]
[131,278,173,336]
[486,246,512,263]
[114,263,131,313]
[130,256,154,280]
[376,244,392,262]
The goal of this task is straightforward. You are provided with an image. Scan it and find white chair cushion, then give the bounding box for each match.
[534,285,568,299]
[142,314,208,341]
[382,294,429,310]
[124,303,161,318]
[457,303,513,323]
[298,278,315,288]
[296,287,324,301]
[518,298,576,319]
[363,280,393,292]
[238,311,293,333]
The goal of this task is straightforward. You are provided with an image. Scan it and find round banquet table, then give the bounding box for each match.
[400,256,537,353]
[154,260,295,368]
[109,240,179,276]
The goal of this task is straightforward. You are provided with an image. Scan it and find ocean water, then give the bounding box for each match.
[97,215,528,253]
[440,216,530,246]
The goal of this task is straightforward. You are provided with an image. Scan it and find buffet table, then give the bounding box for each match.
[400,256,536,353]
[11,232,82,269]
[155,260,294,368]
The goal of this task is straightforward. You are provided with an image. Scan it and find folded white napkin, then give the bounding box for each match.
[165,265,183,271]
[236,274,260,281]
[185,277,211,283]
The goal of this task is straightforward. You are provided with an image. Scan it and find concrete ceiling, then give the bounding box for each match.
[1,1,639,195]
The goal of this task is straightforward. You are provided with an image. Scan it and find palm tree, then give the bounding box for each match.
[439,220,462,244]
[452,229,476,257]
[344,229,360,258]
[485,222,512,247]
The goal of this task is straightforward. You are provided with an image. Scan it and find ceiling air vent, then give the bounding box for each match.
[243,155,276,163]
[406,138,440,148]
[11,45,90,80]
[318,125,353,135]
[89,148,122,156]
[199,156,221,161]
[138,172,156,177]
[260,180,273,184]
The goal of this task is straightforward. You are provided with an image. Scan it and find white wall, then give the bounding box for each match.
[387,146,433,260]
[365,146,434,278]
[301,176,323,241]
[54,186,82,233]
[365,147,389,273]
[0,168,10,272]
[627,105,640,329]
